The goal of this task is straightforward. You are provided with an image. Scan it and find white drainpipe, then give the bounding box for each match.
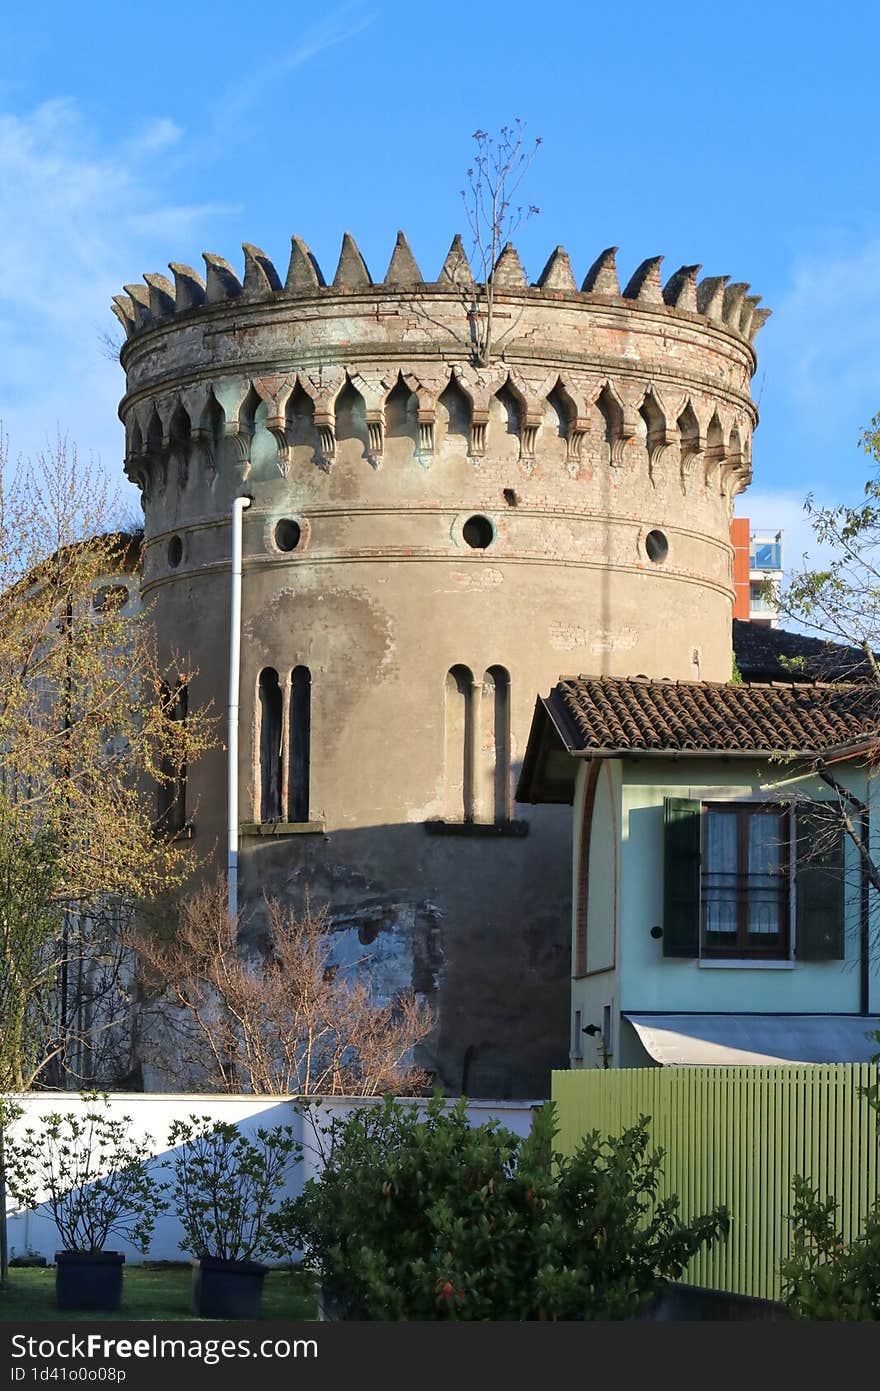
[228,495,251,919]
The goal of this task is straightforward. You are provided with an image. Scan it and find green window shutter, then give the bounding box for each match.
[796,803,845,961]
[663,797,701,958]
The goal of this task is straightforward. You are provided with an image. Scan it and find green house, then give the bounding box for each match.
[517,674,880,1068]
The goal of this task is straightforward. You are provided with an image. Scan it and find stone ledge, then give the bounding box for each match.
[424,819,529,838]
[240,820,327,837]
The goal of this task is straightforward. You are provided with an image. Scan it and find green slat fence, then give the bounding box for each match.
[551,1065,880,1301]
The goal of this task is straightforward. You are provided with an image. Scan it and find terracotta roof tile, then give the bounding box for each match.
[546,675,880,756]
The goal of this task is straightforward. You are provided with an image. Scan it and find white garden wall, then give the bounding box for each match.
[1,1093,541,1264]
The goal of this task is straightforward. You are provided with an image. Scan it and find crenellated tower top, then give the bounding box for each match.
[112,229,770,347]
[114,230,769,515]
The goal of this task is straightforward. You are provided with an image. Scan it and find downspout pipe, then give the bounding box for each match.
[228,495,251,919]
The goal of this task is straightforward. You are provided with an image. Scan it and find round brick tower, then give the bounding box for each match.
[113,230,768,1096]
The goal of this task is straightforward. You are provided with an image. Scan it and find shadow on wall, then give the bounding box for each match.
[2,1094,538,1265]
[232,811,573,1100]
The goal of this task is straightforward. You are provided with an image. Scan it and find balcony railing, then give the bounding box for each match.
[749,542,782,570]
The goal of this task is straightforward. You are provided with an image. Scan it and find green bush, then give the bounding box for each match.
[782,1044,880,1319]
[782,1177,880,1320]
[268,1094,728,1320]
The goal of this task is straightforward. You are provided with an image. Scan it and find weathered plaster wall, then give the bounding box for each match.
[114,234,766,1097]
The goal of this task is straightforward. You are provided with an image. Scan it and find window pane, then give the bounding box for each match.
[703,809,738,939]
[746,810,785,937]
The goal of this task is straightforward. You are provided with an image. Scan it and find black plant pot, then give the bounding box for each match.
[190,1258,268,1319]
[55,1250,125,1311]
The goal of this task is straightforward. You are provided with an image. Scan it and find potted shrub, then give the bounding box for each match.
[3,1093,164,1310]
[165,1116,299,1318]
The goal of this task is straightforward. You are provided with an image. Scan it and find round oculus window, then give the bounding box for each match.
[274,518,302,552]
[462,515,494,549]
[645,529,669,563]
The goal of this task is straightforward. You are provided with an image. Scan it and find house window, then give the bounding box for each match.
[663,797,845,962]
[701,804,789,959]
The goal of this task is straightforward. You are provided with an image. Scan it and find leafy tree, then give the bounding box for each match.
[770,419,880,913]
[0,434,214,1089]
[777,413,880,679]
[0,801,63,1090]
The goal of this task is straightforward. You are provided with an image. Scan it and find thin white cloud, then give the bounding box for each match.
[0,99,232,479]
[217,3,375,126]
[130,202,240,238]
[769,239,880,455]
[122,117,183,159]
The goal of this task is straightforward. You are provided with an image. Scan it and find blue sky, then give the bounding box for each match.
[1,0,879,568]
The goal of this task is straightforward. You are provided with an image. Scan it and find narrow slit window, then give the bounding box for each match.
[445,665,474,821]
[481,665,511,822]
[258,668,283,821]
[288,665,311,822]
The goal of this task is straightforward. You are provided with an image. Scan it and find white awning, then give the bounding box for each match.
[624,1014,880,1066]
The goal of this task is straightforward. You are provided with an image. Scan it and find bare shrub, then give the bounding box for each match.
[135,880,432,1096]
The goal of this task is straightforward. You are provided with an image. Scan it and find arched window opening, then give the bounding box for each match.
[201,392,225,462]
[495,381,522,437]
[288,666,311,823]
[335,379,369,454]
[250,396,277,474]
[258,668,283,821]
[286,382,318,455]
[677,400,701,462]
[596,386,623,465]
[482,665,511,822]
[169,403,191,452]
[238,383,261,439]
[546,382,574,441]
[639,392,666,464]
[146,410,163,461]
[445,665,474,822]
[437,378,470,442]
[706,412,725,461]
[385,375,419,444]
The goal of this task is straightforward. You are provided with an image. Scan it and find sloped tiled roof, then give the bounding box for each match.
[545,675,880,757]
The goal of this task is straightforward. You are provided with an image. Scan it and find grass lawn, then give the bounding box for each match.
[0,1264,317,1322]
